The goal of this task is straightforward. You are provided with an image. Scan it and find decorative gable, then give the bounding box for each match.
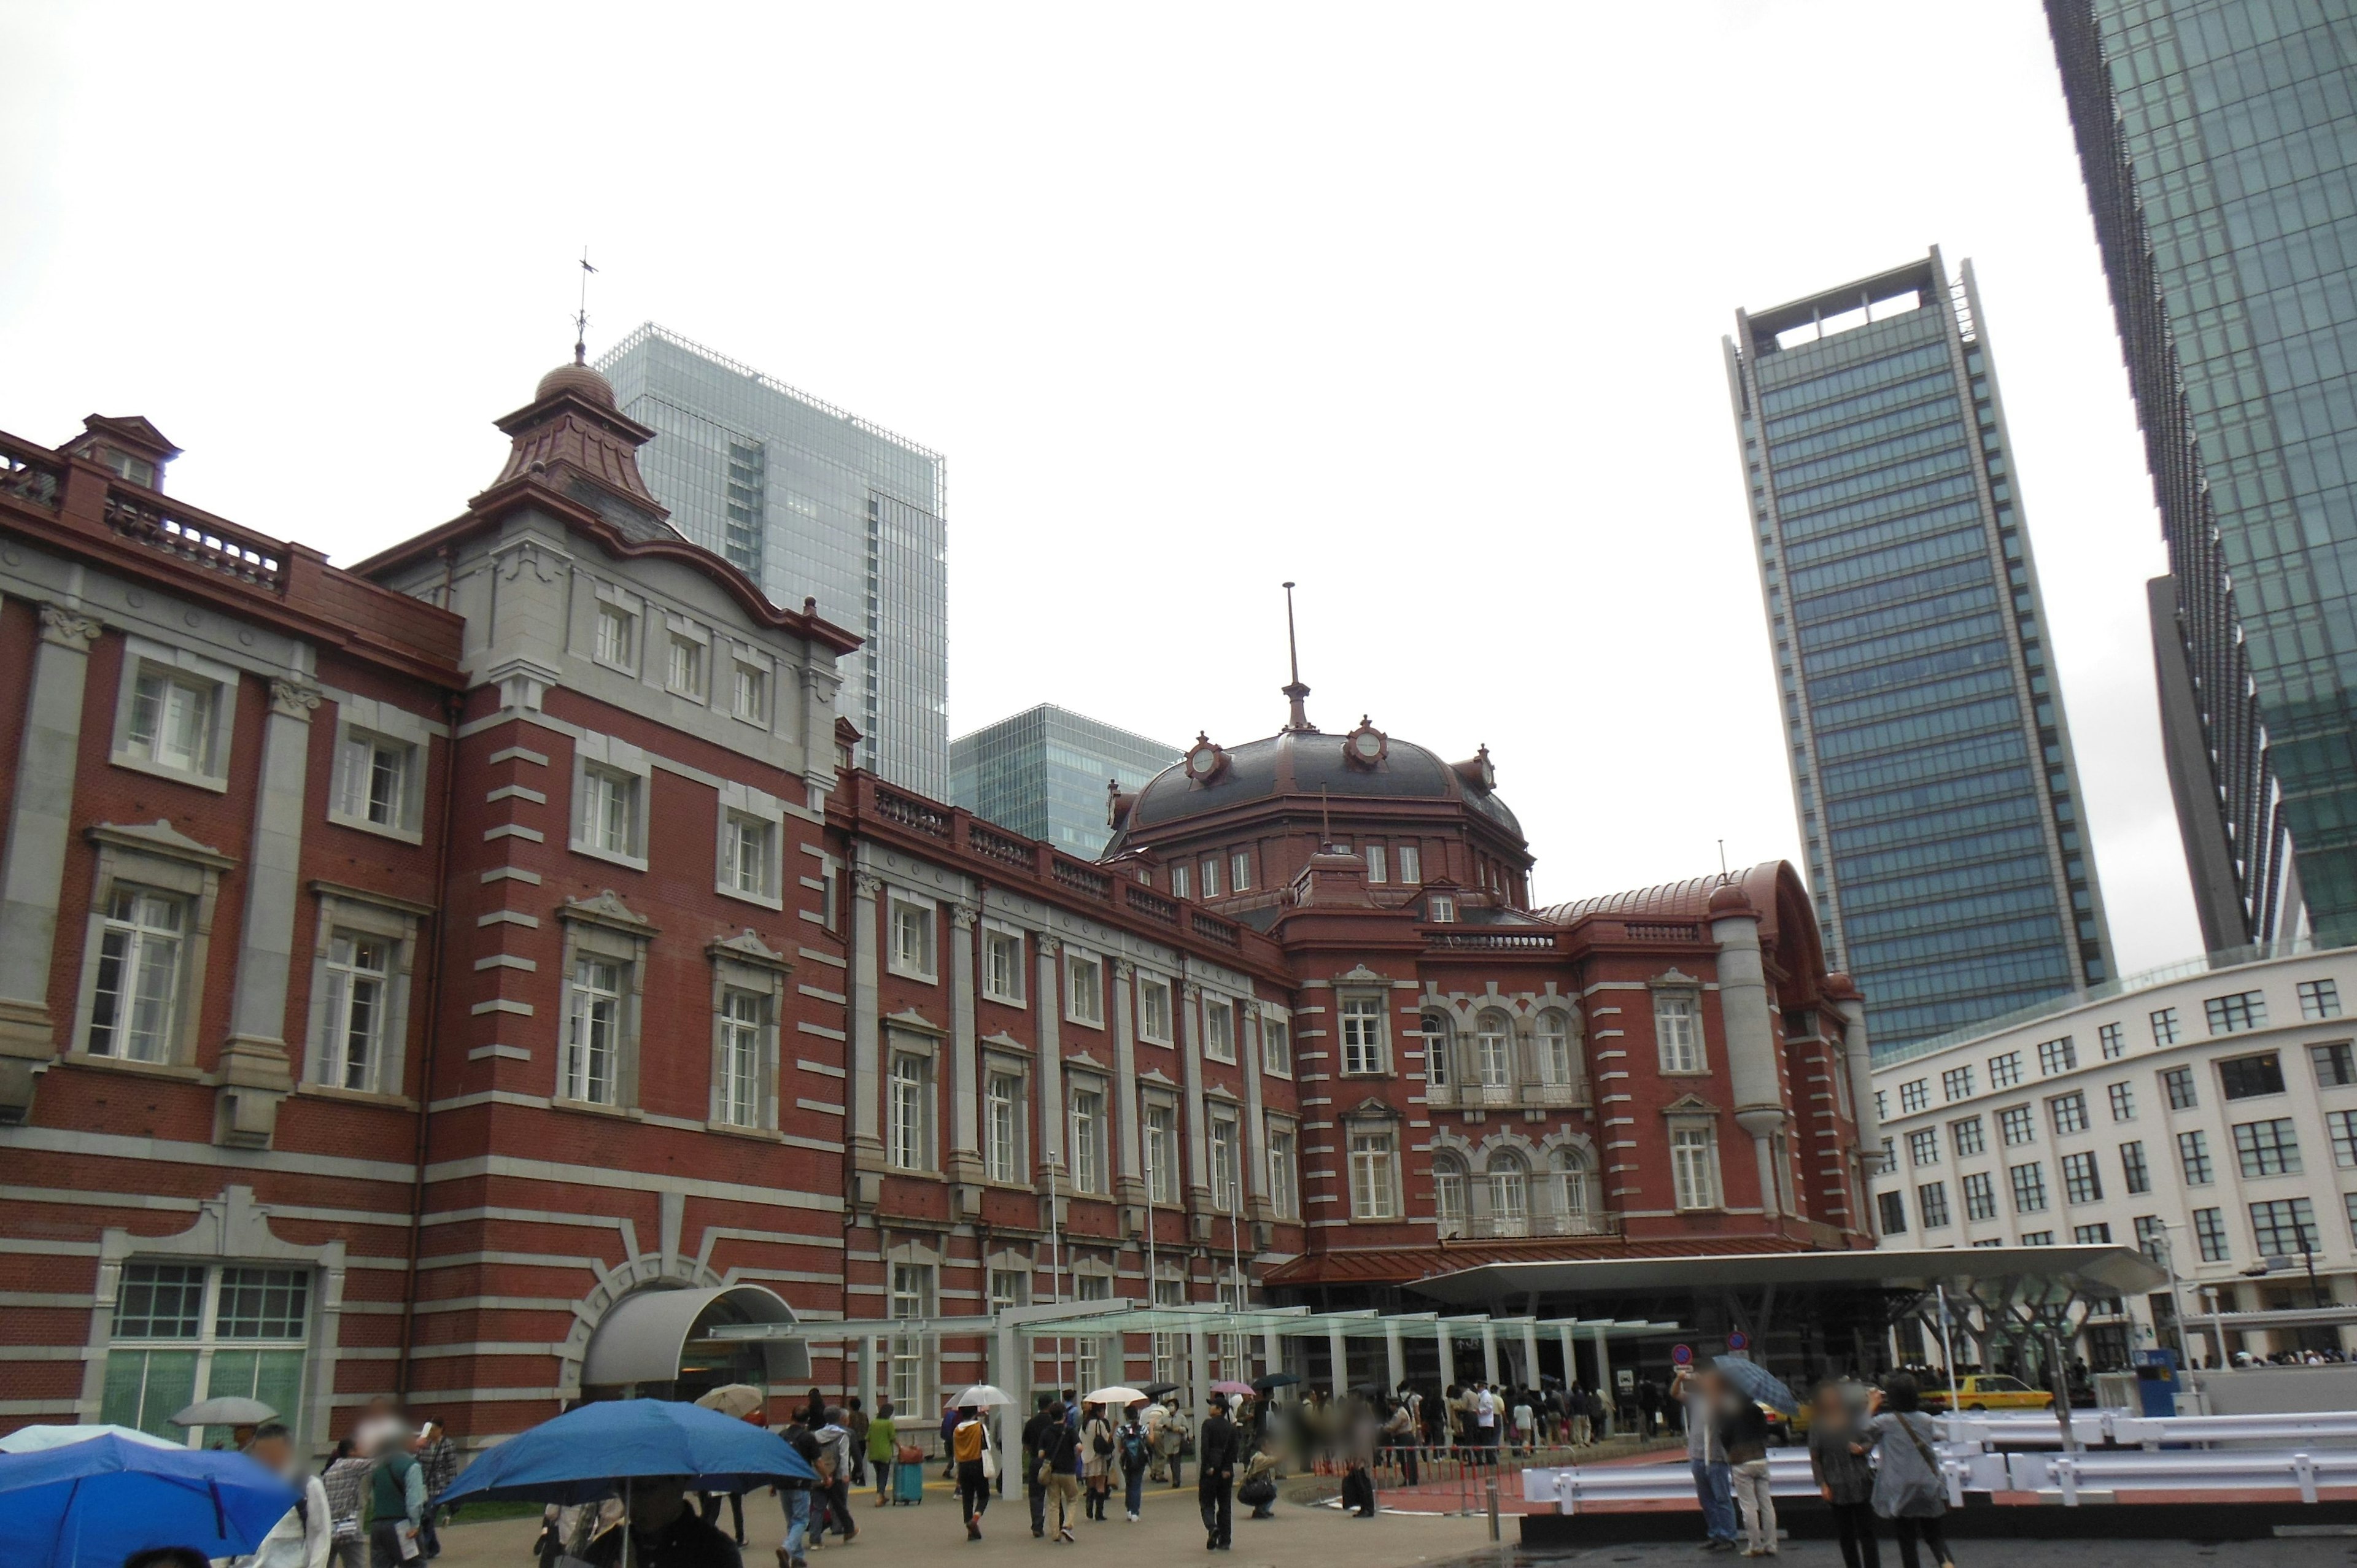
[1660,1092,1720,1117]
[560,888,658,936]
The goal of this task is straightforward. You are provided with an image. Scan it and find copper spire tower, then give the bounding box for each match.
[1280,580,1314,732]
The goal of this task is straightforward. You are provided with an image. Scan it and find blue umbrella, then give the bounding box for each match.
[0,1434,300,1567]
[1712,1355,1800,1416]
[437,1398,818,1506]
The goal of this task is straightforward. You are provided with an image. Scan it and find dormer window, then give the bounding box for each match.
[1427,894,1456,924]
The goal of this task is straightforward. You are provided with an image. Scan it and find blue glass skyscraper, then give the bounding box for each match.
[950,704,1178,857]
[1726,251,2116,1057]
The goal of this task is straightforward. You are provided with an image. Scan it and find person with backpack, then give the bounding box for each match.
[1035,1400,1080,1542]
[1117,1405,1151,1521]
[811,1408,858,1547]
[1865,1377,1956,1568]
[1021,1396,1056,1536]
[365,1421,426,1568]
[778,1413,822,1568]
[1081,1401,1115,1521]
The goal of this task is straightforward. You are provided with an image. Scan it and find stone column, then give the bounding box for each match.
[1557,1324,1578,1397]
[1385,1321,1406,1392]
[1110,960,1144,1207]
[1522,1322,1542,1394]
[0,604,101,1119]
[1480,1323,1500,1385]
[1241,1006,1270,1225]
[1190,1327,1210,1417]
[215,674,319,1148]
[1435,1322,1456,1389]
[849,868,886,1202]
[947,902,983,1192]
[1713,890,1786,1220]
[1329,1325,1349,1399]
[1180,981,1212,1230]
[1591,1325,1616,1435]
[1035,933,1065,1228]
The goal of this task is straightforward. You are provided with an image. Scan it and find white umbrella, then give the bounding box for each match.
[695,1385,765,1419]
[0,1424,179,1454]
[1085,1386,1147,1406]
[171,1396,278,1428]
[949,1384,1014,1408]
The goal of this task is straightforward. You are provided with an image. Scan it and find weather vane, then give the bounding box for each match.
[574,247,598,365]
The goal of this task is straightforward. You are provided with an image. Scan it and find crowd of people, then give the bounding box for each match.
[161,1396,458,1568]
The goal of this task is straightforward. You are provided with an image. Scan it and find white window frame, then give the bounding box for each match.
[71,823,230,1070]
[707,932,790,1132]
[727,645,775,729]
[1398,844,1422,885]
[1366,844,1387,883]
[1427,894,1456,923]
[886,1032,937,1172]
[1171,863,1191,900]
[887,893,938,984]
[1136,973,1174,1045]
[1261,1008,1292,1077]
[1065,948,1105,1028]
[1266,1118,1299,1219]
[325,695,432,844]
[1655,989,1705,1074]
[984,1060,1028,1184]
[1203,995,1237,1063]
[1208,1112,1241,1210]
[562,954,625,1106]
[981,922,1027,1006]
[86,886,188,1064]
[663,616,710,703]
[1669,1120,1724,1211]
[553,895,651,1110]
[590,585,642,675]
[1068,1078,1108,1194]
[1475,1009,1514,1089]
[1231,851,1252,892]
[1339,992,1389,1076]
[1144,1098,1181,1205]
[1200,857,1222,898]
[568,731,651,871]
[713,781,787,910]
[1348,1125,1399,1219]
[1536,1009,1576,1086]
[302,886,423,1098]
[715,987,767,1129]
[109,637,238,792]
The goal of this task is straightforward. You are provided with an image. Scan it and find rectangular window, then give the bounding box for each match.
[1999,1105,2035,1146]
[2019,1230,2054,1246]
[335,733,412,830]
[1398,844,1422,884]
[2061,1150,2103,1204]
[1989,1051,2023,1089]
[2250,1197,2320,1258]
[1656,994,1702,1073]
[1426,894,1456,923]
[1263,1014,1291,1075]
[2331,1110,2357,1169]
[988,1269,1029,1315]
[1961,1171,1997,1221]
[1907,1129,1940,1167]
[87,887,184,1061]
[1340,995,1387,1075]
[1209,1116,1240,1210]
[595,603,637,668]
[2121,1140,2151,1194]
[2135,1213,2167,1261]
[2099,1022,2124,1059]
[2194,1207,2230,1262]
[562,957,621,1105]
[1476,1017,1512,1087]
[982,929,1025,1005]
[1878,1190,1908,1235]
[2219,1052,2286,1100]
[2151,1007,2181,1045]
[888,1054,929,1171]
[1137,976,1172,1045]
[666,632,705,698]
[985,1070,1023,1183]
[578,767,638,857]
[1066,952,1104,1027]
[1918,1181,1951,1228]
[1199,857,1221,898]
[2232,1118,2302,1177]
[1671,1126,1720,1210]
[1267,1124,1298,1219]
[1900,1078,1930,1113]
[1204,998,1236,1062]
[125,669,219,776]
[2038,1037,2077,1075]
[1350,1130,1398,1219]
[1145,1103,1180,1204]
[1951,1117,1986,1157]
[722,813,773,898]
[888,1264,935,1413]
[1364,844,1386,882]
[1171,863,1191,899]
[102,1263,310,1446]
[2205,991,2268,1035]
[2073,1222,2112,1244]
[317,932,389,1091]
[2177,1129,2213,1185]
[2108,1082,2135,1122]
[731,660,768,723]
[1069,1086,1104,1193]
[2009,1161,2048,1213]
[2313,1041,2357,1086]
[889,898,935,982]
[1943,1066,1975,1102]
[2162,1065,2198,1109]
[2050,1092,2089,1135]
[1231,851,1252,892]
[2301,979,2342,1020]
[717,989,764,1128]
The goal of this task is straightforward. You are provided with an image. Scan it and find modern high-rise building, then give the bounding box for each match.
[598,323,948,794]
[2046,0,2350,949]
[1725,250,2116,1058]
[949,703,1178,857]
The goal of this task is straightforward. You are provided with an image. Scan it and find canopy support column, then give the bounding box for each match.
[1191,1329,1210,1417]
[1480,1323,1499,1386]
[862,1335,881,1427]
[1522,1322,1542,1392]
[1385,1320,1406,1393]
[1591,1324,1615,1436]
[1557,1324,1577,1397]
[1435,1321,1455,1389]
[1329,1325,1349,1399]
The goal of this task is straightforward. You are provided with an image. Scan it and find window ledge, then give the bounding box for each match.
[1066,1015,1106,1031]
[570,841,651,875]
[888,965,941,986]
[63,1051,206,1083]
[1137,1033,1173,1049]
[296,1082,417,1111]
[716,884,786,913]
[981,991,1028,1010]
[705,1118,785,1142]
[1658,1068,1714,1078]
[109,751,231,794]
[552,1095,642,1121]
[323,810,426,847]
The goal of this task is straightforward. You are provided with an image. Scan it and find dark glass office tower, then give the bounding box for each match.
[1726,251,2116,1057]
[2048,0,2351,948]
[950,704,1178,857]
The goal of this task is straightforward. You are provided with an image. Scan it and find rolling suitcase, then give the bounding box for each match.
[896,1458,926,1504]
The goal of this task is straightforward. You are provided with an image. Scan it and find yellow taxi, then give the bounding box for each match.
[1921,1373,2053,1412]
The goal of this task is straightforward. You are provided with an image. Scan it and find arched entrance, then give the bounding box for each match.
[580,1283,806,1402]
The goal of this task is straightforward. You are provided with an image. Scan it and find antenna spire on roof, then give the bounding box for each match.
[574,247,598,365]
[1280,580,1314,732]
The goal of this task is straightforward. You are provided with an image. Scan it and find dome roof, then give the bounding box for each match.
[536,360,616,408]
[1121,727,1521,840]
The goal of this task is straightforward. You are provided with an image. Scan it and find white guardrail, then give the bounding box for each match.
[1522,1410,2357,1513]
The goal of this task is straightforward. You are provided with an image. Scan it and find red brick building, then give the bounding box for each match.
[0,361,1875,1454]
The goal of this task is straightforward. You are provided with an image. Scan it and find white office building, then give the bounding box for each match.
[1870,940,2357,1367]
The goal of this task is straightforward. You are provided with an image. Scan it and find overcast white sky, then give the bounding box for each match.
[0,1,2204,972]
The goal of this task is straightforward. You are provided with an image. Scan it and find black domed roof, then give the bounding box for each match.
[1121,727,1521,840]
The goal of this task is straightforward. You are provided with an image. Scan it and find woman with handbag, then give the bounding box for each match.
[953,1404,995,1540]
[1866,1377,1956,1568]
[1807,1380,1880,1568]
[1081,1402,1116,1521]
[1237,1441,1282,1521]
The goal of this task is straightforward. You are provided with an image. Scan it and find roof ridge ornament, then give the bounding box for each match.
[1280,581,1315,732]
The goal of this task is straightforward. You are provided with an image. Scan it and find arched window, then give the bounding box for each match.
[1475,1010,1513,1089]
[1487,1149,1530,1238]
[1534,1010,1576,1086]
[1422,1013,1454,1089]
[1550,1147,1592,1232]
[1433,1153,1468,1238]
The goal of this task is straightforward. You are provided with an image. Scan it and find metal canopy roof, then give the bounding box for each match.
[705,1300,1681,1344]
[1409,1245,2167,1305]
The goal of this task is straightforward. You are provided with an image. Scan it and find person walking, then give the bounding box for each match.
[952,1404,993,1541]
[1161,1399,1192,1490]
[320,1440,372,1568]
[1673,1364,1738,1553]
[1198,1393,1239,1551]
[1380,1398,1419,1486]
[1082,1402,1116,1521]
[1118,1406,1151,1522]
[940,1402,962,1483]
[779,1414,822,1568]
[366,1421,426,1568]
[1038,1400,1082,1542]
[1866,1377,1956,1568]
[868,1398,899,1508]
[1471,1381,1498,1461]
[815,1408,859,1546]
[1023,1396,1056,1537]
[1807,1381,1881,1568]
[223,1423,331,1568]
[845,1397,870,1491]
[1717,1377,1776,1558]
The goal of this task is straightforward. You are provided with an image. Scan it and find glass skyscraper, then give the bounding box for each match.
[1725,250,2117,1057]
[597,324,948,794]
[2048,0,2351,947]
[950,705,1178,858]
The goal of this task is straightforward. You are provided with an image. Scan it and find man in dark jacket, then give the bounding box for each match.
[1196,1394,1239,1551]
[1021,1396,1056,1538]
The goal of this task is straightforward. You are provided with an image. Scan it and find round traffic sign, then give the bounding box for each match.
[1671,1344,1693,1366]
[1726,1332,1749,1352]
